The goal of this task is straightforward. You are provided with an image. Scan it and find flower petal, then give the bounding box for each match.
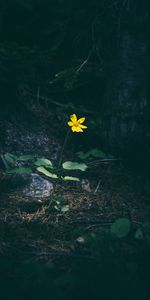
[80,124,87,129]
[70,114,77,122]
[76,127,83,132]
[68,121,73,126]
[78,117,85,124]
[72,126,77,132]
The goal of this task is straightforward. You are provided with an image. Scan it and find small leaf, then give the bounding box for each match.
[54,205,60,211]
[53,196,65,204]
[77,148,106,160]
[6,167,32,174]
[56,200,61,205]
[18,155,34,161]
[77,151,89,160]
[34,158,53,168]
[4,153,17,163]
[135,229,143,239]
[37,166,58,178]
[76,236,85,243]
[62,176,80,182]
[61,205,69,212]
[89,148,106,158]
[62,161,87,171]
[111,218,131,238]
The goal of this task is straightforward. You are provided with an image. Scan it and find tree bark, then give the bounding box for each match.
[102,2,150,160]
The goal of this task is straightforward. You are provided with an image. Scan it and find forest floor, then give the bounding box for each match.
[0,104,150,299]
[0,160,150,299]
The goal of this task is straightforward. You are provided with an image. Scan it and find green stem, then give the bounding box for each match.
[58,129,70,168]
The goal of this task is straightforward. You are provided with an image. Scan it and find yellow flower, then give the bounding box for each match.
[67,114,87,132]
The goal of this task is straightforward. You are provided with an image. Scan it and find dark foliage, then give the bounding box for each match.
[0,0,150,158]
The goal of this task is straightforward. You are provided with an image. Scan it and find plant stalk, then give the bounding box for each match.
[58,129,70,168]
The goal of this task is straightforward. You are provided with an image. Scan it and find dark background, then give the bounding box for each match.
[0,0,150,168]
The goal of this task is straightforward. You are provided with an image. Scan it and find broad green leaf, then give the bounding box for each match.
[34,158,53,168]
[62,161,87,171]
[62,176,80,182]
[4,153,17,163]
[6,167,32,174]
[110,218,131,238]
[37,166,58,178]
[18,154,34,161]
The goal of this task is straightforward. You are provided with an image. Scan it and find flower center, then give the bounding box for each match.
[74,121,79,127]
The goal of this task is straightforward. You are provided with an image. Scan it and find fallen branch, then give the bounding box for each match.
[87,158,122,166]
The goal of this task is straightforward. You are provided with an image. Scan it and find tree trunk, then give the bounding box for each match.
[102,3,150,162]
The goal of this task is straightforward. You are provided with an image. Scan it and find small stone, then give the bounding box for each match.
[81,179,91,192]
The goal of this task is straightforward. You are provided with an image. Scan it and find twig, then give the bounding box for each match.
[29,251,95,260]
[25,91,98,114]
[94,178,102,194]
[6,245,96,261]
[75,47,94,74]
[87,158,122,166]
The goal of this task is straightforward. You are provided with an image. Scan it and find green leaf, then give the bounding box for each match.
[61,205,69,212]
[34,158,53,168]
[37,166,58,178]
[54,205,60,211]
[89,148,106,158]
[77,151,89,160]
[62,176,80,182]
[18,154,34,161]
[62,161,88,171]
[53,196,65,204]
[6,167,32,175]
[4,153,17,163]
[77,148,106,160]
[110,218,131,238]
[134,229,143,239]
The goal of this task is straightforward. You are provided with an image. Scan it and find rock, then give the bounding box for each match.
[1,173,54,198]
[0,108,60,197]
[81,179,91,193]
[22,173,54,198]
